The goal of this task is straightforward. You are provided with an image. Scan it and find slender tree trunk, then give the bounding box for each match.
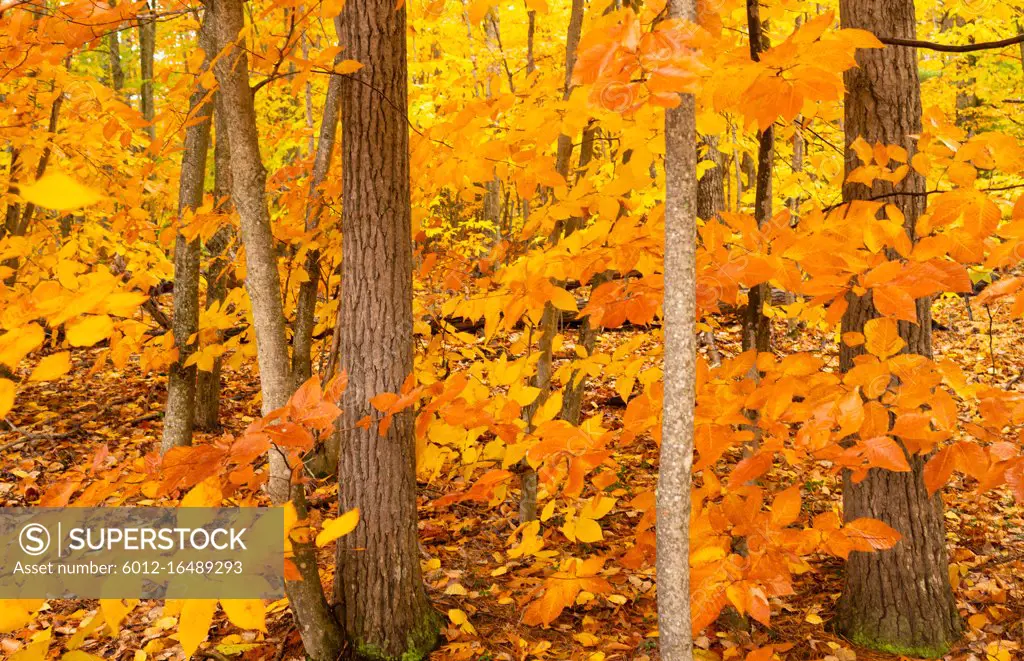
[195,93,233,432]
[210,2,344,658]
[292,17,344,388]
[161,20,214,453]
[741,0,772,354]
[106,12,125,95]
[520,0,585,523]
[139,1,156,140]
[332,2,439,658]
[833,0,961,655]
[657,0,698,656]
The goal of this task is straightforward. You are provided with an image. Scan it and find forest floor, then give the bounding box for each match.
[1,291,1023,661]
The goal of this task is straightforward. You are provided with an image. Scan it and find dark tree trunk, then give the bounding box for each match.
[162,19,214,453]
[139,1,156,140]
[332,1,439,658]
[194,97,232,432]
[834,0,961,655]
[741,0,772,355]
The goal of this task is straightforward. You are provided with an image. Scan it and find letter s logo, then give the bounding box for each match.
[19,523,50,556]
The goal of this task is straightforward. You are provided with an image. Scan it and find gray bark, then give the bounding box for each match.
[657,0,698,657]
[292,17,344,388]
[209,2,344,658]
[161,18,214,454]
[194,93,233,432]
[139,1,156,140]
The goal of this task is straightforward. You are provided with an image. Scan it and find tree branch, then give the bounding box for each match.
[879,33,1024,53]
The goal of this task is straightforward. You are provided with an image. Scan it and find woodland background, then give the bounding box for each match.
[1,0,1024,660]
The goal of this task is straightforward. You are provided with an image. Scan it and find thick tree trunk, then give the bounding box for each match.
[332,2,439,659]
[106,12,125,95]
[194,93,233,432]
[162,21,213,454]
[834,0,961,655]
[696,135,725,220]
[657,0,698,657]
[139,1,156,140]
[210,2,344,658]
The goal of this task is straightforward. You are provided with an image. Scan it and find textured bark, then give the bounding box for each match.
[139,2,156,140]
[292,18,344,388]
[162,21,213,454]
[741,0,772,355]
[195,94,233,432]
[834,0,961,655]
[657,0,698,657]
[210,3,344,658]
[106,11,125,95]
[332,2,439,658]
[696,135,725,220]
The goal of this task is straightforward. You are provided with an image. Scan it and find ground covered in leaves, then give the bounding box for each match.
[1,291,1022,661]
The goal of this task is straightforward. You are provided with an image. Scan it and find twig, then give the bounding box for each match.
[986,304,996,379]
[0,421,68,453]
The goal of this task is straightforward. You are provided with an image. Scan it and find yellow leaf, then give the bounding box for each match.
[11,628,51,661]
[574,517,603,543]
[863,317,905,360]
[335,60,363,74]
[805,613,823,625]
[549,287,578,312]
[180,478,222,507]
[19,172,103,211]
[219,599,267,633]
[62,652,106,661]
[99,599,138,634]
[177,599,216,659]
[0,379,15,419]
[66,315,114,347]
[0,323,45,368]
[0,599,43,633]
[316,508,360,547]
[29,352,71,382]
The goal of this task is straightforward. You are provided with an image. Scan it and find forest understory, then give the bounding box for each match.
[2,291,1020,661]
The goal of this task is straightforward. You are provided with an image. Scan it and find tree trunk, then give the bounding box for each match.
[209,2,344,658]
[292,17,344,388]
[696,135,725,220]
[657,0,698,656]
[520,0,586,523]
[161,20,213,454]
[331,2,439,658]
[194,92,233,432]
[833,0,961,655]
[139,1,156,141]
[106,5,125,96]
[741,0,772,355]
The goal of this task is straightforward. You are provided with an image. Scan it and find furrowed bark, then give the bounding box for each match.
[833,0,961,655]
[161,19,214,454]
[209,2,343,658]
[657,0,698,656]
[332,1,440,658]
